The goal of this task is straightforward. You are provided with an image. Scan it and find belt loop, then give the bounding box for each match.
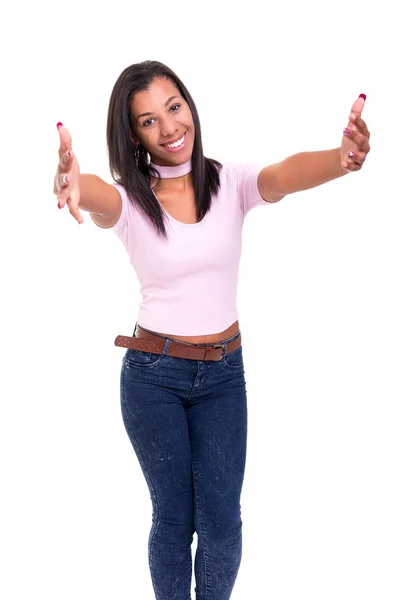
[222,341,228,359]
[133,322,138,337]
[162,338,172,357]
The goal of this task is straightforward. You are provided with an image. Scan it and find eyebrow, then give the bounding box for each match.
[136,96,180,121]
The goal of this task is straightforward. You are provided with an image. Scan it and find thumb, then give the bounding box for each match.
[350,93,367,117]
[57,122,72,157]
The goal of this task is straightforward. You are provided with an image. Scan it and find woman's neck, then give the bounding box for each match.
[150,158,192,179]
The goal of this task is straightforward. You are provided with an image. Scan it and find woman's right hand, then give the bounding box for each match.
[53,123,83,224]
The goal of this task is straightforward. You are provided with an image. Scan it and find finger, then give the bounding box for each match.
[54,151,74,195]
[58,172,70,192]
[57,189,83,223]
[349,94,366,118]
[57,123,72,157]
[63,186,80,211]
[59,148,74,168]
[347,150,366,166]
[53,171,69,194]
[57,178,76,208]
[67,198,84,224]
[348,113,370,139]
[53,173,70,198]
[341,159,363,173]
[343,128,370,153]
[56,184,71,205]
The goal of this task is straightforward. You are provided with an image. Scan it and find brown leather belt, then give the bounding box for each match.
[114,325,241,361]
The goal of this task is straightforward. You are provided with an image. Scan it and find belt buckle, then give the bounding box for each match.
[213,344,224,361]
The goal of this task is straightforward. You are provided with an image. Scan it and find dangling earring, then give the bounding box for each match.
[133,140,140,147]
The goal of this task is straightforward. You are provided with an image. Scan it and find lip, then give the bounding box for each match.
[161,131,187,152]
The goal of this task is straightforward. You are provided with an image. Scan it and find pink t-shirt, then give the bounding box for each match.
[111,162,272,336]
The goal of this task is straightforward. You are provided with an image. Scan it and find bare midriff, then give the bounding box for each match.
[149,320,240,345]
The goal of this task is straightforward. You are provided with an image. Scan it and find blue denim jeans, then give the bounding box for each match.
[120,325,247,600]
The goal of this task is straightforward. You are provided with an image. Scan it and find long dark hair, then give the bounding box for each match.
[106,60,222,238]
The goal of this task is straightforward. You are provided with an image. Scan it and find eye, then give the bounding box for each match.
[142,118,155,127]
[170,103,181,112]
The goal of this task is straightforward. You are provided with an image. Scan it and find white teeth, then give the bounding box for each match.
[166,134,185,149]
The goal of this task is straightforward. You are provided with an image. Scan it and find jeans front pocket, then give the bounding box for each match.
[222,346,244,370]
[124,349,163,368]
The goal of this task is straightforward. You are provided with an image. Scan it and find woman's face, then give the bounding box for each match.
[130,77,195,167]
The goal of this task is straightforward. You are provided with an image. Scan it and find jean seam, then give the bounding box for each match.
[222,348,245,370]
[191,455,210,599]
[124,348,165,369]
[120,358,126,404]
[222,361,244,370]
[120,398,161,591]
[124,357,164,369]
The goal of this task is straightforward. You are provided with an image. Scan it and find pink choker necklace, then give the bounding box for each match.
[150,159,192,178]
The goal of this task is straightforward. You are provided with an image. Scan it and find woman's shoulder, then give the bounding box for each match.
[218,160,265,185]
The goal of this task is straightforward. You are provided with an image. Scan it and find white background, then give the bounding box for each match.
[1,0,399,599]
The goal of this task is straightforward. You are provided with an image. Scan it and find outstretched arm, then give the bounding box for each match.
[258,94,370,203]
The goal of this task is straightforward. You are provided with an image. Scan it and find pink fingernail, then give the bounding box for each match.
[359,93,367,101]
[343,128,351,136]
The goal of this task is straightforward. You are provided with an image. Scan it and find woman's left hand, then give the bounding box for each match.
[341,95,371,172]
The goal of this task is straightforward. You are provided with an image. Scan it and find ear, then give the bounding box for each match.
[130,137,140,146]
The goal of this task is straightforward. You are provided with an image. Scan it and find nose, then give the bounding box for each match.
[159,115,178,138]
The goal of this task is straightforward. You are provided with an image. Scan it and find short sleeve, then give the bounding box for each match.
[110,183,129,234]
[110,183,136,255]
[226,162,270,217]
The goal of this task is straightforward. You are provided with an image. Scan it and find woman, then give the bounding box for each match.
[53,60,370,600]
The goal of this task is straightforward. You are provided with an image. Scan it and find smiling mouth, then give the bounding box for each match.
[161,131,187,149]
